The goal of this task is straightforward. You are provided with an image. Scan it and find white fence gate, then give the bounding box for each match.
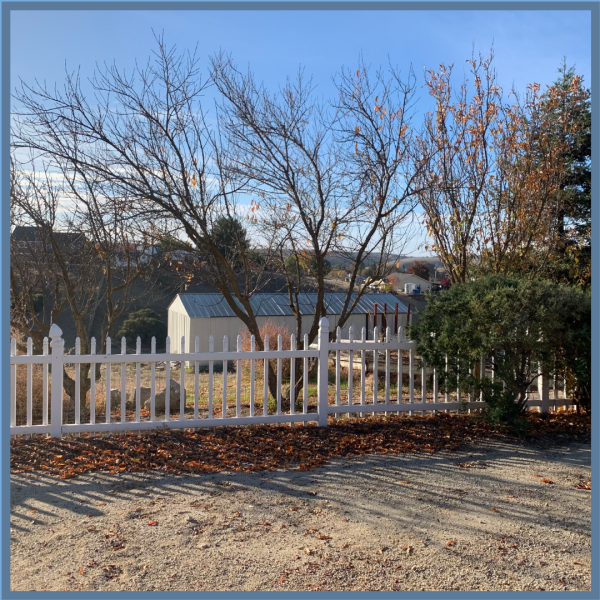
[10,318,574,438]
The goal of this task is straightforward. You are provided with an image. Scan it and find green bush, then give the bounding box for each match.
[409,275,591,428]
[31,293,44,313]
[117,308,166,347]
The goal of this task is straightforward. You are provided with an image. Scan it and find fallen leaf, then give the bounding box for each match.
[541,479,554,484]
[8,413,589,480]
[446,541,456,546]
[147,520,158,526]
[304,548,316,555]
[490,507,499,513]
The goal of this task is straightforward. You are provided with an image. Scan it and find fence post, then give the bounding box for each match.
[538,371,550,413]
[49,324,64,438]
[317,317,330,427]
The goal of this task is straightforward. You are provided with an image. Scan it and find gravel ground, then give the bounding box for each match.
[11,439,591,592]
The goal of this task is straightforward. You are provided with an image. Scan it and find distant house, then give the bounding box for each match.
[386,272,433,294]
[168,292,408,361]
[11,226,85,252]
[344,273,366,284]
[113,245,162,267]
[138,245,161,265]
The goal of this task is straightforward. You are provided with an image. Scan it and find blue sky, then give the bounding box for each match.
[10,8,592,254]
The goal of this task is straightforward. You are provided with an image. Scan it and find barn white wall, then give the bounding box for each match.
[168,305,407,365]
[167,297,190,353]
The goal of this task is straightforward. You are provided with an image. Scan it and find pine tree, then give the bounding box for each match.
[542,59,591,288]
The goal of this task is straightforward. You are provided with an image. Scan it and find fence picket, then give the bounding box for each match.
[372,326,379,409]
[236,335,242,418]
[348,327,354,417]
[385,327,391,415]
[421,359,426,411]
[222,336,228,419]
[180,336,186,421]
[194,336,200,420]
[335,326,341,417]
[27,337,33,427]
[121,337,127,424]
[136,337,141,423]
[90,338,96,425]
[290,334,296,427]
[276,334,282,416]
[360,327,366,418]
[468,365,472,414]
[165,337,171,421]
[208,336,214,419]
[456,352,461,412]
[43,337,49,426]
[397,327,402,405]
[74,337,80,425]
[10,338,16,428]
[409,347,414,415]
[150,337,156,422]
[480,356,485,402]
[105,337,111,424]
[263,334,269,416]
[303,334,309,425]
[444,354,449,412]
[250,336,255,417]
[433,366,438,414]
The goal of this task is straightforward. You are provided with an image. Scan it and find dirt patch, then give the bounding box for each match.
[11,440,591,592]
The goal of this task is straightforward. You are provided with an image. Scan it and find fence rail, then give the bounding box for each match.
[10,319,574,438]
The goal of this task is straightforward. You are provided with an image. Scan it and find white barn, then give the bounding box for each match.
[168,293,408,359]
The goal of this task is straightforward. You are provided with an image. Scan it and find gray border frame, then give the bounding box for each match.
[2,2,597,599]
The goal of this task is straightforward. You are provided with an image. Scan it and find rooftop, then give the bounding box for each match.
[171,293,407,319]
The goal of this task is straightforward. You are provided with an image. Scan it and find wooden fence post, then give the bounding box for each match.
[317,317,330,427]
[49,323,64,438]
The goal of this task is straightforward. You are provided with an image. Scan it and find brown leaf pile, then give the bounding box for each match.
[10,413,590,480]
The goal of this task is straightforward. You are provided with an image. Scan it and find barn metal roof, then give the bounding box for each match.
[172,293,407,319]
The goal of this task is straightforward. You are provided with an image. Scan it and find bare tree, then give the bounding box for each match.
[12,36,285,399]
[10,157,153,406]
[212,54,426,347]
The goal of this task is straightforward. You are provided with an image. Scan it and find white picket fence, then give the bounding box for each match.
[10,318,574,438]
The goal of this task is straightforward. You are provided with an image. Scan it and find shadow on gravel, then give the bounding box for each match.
[11,439,591,546]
